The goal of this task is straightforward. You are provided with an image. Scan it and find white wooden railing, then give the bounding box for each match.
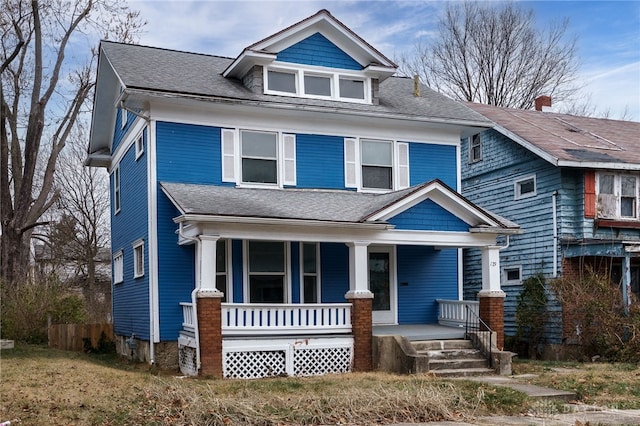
[222,303,352,336]
[436,299,479,327]
[180,302,196,333]
[179,302,353,336]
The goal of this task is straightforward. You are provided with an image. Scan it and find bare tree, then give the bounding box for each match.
[1,0,143,284]
[399,2,580,109]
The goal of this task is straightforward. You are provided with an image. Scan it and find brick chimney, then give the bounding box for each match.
[535,95,552,111]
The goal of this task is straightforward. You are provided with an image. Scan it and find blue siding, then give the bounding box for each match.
[409,143,457,188]
[389,200,469,231]
[320,243,349,303]
[277,33,362,70]
[397,246,458,324]
[111,128,149,339]
[232,240,244,303]
[156,121,229,185]
[296,134,345,189]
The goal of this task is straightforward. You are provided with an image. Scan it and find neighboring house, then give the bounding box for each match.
[461,100,640,352]
[86,10,519,378]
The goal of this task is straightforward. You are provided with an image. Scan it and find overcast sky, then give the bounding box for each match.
[125,0,640,121]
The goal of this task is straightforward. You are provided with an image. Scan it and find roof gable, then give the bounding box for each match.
[223,9,396,80]
[277,32,362,70]
[388,199,470,232]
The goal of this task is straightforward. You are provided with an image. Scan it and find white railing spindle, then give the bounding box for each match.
[435,299,479,327]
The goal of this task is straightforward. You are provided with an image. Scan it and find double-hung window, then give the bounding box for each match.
[113,165,121,214]
[301,243,320,303]
[344,138,409,192]
[361,139,393,190]
[597,173,639,219]
[133,240,144,279]
[469,134,482,163]
[135,133,144,159]
[241,130,278,184]
[113,251,123,284]
[247,241,287,303]
[216,239,229,302]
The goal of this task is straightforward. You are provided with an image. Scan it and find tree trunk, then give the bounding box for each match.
[0,225,31,284]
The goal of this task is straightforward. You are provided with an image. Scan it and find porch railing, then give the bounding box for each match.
[179,302,353,336]
[222,303,352,336]
[435,299,479,327]
[465,304,493,368]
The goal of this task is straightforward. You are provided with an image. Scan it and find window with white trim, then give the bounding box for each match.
[344,138,409,192]
[264,65,369,103]
[597,173,639,219]
[216,239,229,302]
[113,165,121,214]
[514,175,536,200]
[221,129,296,187]
[502,266,521,286]
[301,243,320,303]
[113,250,123,284]
[133,240,144,279]
[135,133,144,159]
[246,241,287,303]
[469,134,482,163]
[121,109,127,129]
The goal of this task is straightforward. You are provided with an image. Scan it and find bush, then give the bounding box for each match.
[0,276,88,343]
[551,268,640,362]
[515,273,548,359]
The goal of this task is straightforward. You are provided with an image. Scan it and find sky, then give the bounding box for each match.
[125,0,640,121]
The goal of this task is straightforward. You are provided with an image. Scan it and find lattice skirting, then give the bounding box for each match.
[223,337,353,379]
[178,345,198,376]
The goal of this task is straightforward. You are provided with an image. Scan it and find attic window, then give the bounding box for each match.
[264,64,370,103]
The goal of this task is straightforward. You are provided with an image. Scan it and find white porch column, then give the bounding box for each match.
[345,241,373,299]
[623,251,631,313]
[197,235,223,297]
[479,245,504,296]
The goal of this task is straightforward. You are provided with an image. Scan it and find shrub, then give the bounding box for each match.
[0,276,88,343]
[515,273,548,359]
[551,267,640,362]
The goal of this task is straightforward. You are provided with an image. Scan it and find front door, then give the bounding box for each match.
[370,246,396,324]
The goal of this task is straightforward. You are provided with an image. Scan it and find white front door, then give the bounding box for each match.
[370,246,397,324]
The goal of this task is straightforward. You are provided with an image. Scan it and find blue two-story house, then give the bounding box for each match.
[462,100,640,356]
[87,10,518,378]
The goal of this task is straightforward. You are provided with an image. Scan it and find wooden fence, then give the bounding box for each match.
[48,323,114,352]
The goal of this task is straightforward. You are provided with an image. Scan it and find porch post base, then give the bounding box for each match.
[196,292,223,378]
[478,291,505,350]
[346,295,373,372]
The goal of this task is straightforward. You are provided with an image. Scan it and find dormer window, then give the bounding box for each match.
[264,64,369,103]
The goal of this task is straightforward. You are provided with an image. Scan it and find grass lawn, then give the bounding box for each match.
[0,344,637,425]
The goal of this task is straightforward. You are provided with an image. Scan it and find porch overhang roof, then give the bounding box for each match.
[160,180,520,235]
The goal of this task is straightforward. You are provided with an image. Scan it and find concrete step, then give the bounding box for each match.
[411,339,473,351]
[430,367,495,377]
[422,348,484,360]
[428,358,490,370]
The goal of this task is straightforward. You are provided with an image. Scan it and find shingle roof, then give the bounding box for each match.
[160,182,418,223]
[466,103,640,167]
[100,41,490,126]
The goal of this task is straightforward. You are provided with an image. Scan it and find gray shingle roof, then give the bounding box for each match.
[100,41,490,125]
[160,182,418,223]
[466,103,640,167]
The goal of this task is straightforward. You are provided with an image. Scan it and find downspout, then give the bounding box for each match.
[552,191,558,278]
[178,222,202,371]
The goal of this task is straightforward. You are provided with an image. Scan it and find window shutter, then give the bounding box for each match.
[282,133,296,186]
[221,129,237,183]
[344,138,358,188]
[396,142,410,189]
[584,170,596,218]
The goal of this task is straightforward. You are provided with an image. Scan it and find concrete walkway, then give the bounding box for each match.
[463,374,577,402]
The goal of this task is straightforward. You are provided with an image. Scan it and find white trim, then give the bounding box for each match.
[370,245,397,325]
[113,164,121,214]
[135,131,144,160]
[468,134,482,163]
[300,242,321,303]
[514,174,537,200]
[502,265,522,286]
[133,239,145,279]
[148,119,160,345]
[109,117,148,172]
[113,250,124,284]
[121,108,127,129]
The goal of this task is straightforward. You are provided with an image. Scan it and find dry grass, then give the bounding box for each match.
[1,344,528,425]
[513,360,640,409]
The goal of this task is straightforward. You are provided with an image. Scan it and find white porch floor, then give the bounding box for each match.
[373,324,466,341]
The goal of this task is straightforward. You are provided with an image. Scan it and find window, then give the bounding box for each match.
[265,66,369,103]
[121,109,127,129]
[247,241,286,303]
[301,243,320,303]
[135,133,144,159]
[241,130,278,184]
[216,240,228,302]
[113,251,123,284]
[597,173,639,219]
[502,266,521,285]
[361,139,393,190]
[514,175,536,200]
[469,134,482,163]
[133,240,144,278]
[113,165,121,214]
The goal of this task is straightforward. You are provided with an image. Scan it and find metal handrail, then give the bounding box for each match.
[464,305,493,368]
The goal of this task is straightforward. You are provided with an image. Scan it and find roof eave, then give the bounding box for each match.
[174,213,392,230]
[222,50,277,78]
